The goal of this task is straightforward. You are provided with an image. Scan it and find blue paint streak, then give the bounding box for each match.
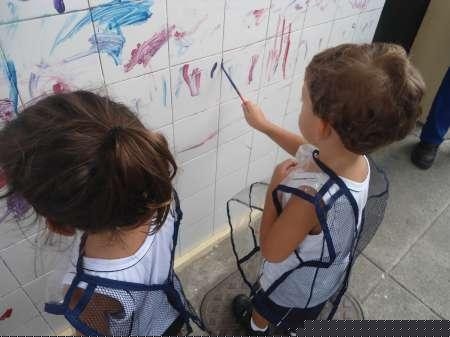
[53,0,153,62]
[210,62,218,79]
[1,58,19,114]
[162,78,167,106]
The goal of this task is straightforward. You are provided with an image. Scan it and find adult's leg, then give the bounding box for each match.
[412,68,450,169]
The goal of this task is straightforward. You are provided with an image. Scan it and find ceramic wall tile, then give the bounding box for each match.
[218,92,256,145]
[176,150,217,199]
[217,132,252,177]
[268,0,307,37]
[294,21,333,75]
[107,69,172,129]
[167,0,225,65]
[221,42,265,102]
[328,15,358,47]
[0,11,104,103]
[93,0,169,84]
[353,8,383,43]
[174,106,219,163]
[303,0,338,28]
[0,0,88,24]
[171,55,221,120]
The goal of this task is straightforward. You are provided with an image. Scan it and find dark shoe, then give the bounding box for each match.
[232,294,269,335]
[411,141,439,169]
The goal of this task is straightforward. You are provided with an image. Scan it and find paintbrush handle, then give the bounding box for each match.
[221,62,245,102]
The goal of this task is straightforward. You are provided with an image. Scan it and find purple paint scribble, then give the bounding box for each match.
[124,25,175,73]
[210,62,218,79]
[179,131,218,153]
[349,0,368,10]
[182,64,201,97]
[0,193,32,224]
[252,8,267,26]
[53,0,65,13]
[248,54,259,85]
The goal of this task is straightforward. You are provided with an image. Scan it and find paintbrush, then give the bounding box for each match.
[221,61,245,103]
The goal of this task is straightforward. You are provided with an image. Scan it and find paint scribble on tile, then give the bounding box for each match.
[173,15,208,57]
[53,0,154,65]
[162,78,168,106]
[251,8,267,26]
[0,193,32,224]
[349,0,369,10]
[266,17,292,81]
[179,130,218,153]
[124,25,174,72]
[53,0,66,13]
[248,54,259,84]
[210,62,218,79]
[182,64,202,97]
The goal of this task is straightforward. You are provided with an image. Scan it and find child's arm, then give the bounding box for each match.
[259,160,319,263]
[242,100,305,156]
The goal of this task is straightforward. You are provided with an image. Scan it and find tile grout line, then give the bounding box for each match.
[211,0,228,234]
[388,198,450,273]
[164,0,176,157]
[359,199,450,316]
[87,1,107,91]
[389,274,446,320]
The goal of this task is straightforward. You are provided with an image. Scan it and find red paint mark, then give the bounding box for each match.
[252,8,267,25]
[179,131,218,153]
[248,54,259,85]
[182,64,202,97]
[124,25,175,73]
[0,99,14,122]
[0,168,7,189]
[282,23,292,79]
[52,81,69,93]
[0,308,13,320]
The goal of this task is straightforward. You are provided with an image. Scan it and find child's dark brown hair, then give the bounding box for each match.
[305,43,425,154]
[0,90,177,234]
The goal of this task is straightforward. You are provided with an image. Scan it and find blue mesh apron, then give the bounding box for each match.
[227,149,388,328]
[44,190,204,335]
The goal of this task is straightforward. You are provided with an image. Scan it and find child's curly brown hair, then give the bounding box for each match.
[305,43,425,154]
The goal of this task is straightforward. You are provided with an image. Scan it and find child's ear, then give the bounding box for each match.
[46,219,76,236]
[318,119,333,139]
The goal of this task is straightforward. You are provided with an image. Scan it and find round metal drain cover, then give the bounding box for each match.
[200,269,364,335]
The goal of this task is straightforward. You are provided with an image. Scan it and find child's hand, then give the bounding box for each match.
[269,159,298,188]
[242,100,269,132]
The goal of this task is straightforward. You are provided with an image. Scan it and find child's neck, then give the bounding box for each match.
[316,143,367,183]
[84,224,150,259]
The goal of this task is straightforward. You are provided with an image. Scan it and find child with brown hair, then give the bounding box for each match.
[0,91,203,335]
[233,43,425,334]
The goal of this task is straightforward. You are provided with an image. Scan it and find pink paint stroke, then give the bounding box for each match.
[124,25,175,73]
[252,8,267,26]
[179,131,218,153]
[349,0,368,10]
[266,17,291,80]
[182,64,202,97]
[248,54,259,85]
[282,23,292,79]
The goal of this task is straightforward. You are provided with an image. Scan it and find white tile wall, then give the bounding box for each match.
[223,0,270,51]
[0,0,385,333]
